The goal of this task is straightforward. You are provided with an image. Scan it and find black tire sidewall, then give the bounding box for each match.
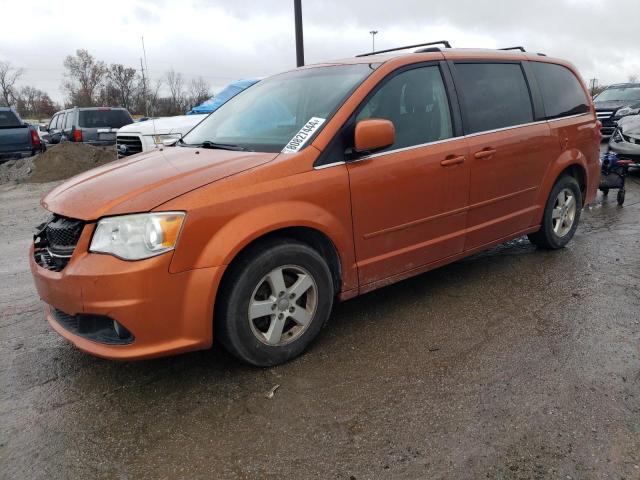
[540,175,583,249]
[217,241,334,367]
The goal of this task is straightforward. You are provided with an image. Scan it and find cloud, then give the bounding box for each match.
[1,0,637,103]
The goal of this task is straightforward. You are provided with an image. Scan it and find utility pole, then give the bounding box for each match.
[589,78,597,97]
[370,30,378,52]
[294,0,304,67]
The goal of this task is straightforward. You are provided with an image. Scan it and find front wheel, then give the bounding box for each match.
[528,175,582,249]
[216,239,334,366]
[617,189,625,206]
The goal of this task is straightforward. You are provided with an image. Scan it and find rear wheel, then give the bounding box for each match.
[617,189,625,206]
[216,239,334,366]
[528,175,582,249]
[601,188,609,196]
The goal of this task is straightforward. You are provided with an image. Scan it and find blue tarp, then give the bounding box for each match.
[187,79,260,115]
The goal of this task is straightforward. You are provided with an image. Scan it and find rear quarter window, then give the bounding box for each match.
[454,62,534,134]
[0,111,21,127]
[531,62,590,120]
[78,110,133,129]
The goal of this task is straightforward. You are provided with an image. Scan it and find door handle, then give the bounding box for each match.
[474,148,497,159]
[440,155,465,167]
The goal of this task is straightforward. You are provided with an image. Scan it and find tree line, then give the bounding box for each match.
[0,49,212,120]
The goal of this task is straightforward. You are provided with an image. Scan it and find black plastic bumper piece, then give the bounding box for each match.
[51,308,134,345]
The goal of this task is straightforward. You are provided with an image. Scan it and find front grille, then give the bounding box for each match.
[116,135,143,157]
[51,308,134,345]
[596,110,614,119]
[34,215,84,272]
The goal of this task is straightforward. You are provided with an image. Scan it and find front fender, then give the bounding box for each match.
[163,159,358,293]
[201,199,353,272]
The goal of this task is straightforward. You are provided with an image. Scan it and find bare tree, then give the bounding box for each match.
[0,61,23,106]
[165,69,186,115]
[187,77,211,109]
[62,49,107,106]
[108,64,137,110]
[629,74,639,83]
[137,78,163,116]
[15,86,59,119]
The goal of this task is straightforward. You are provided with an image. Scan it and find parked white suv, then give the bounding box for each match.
[116,79,259,157]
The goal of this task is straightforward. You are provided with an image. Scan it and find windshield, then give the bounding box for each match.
[594,86,640,102]
[78,109,133,128]
[181,64,377,153]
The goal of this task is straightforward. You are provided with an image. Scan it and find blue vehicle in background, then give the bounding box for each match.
[187,78,259,115]
[117,79,260,157]
[0,107,44,162]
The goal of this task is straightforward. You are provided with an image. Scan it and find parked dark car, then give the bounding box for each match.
[46,107,133,146]
[0,107,44,161]
[593,83,640,137]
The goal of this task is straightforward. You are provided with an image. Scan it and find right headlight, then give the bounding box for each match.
[90,212,185,260]
[616,107,640,118]
[151,133,181,146]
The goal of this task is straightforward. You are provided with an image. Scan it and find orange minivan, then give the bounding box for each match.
[30,42,601,366]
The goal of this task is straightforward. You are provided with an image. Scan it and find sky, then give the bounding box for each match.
[1,0,639,104]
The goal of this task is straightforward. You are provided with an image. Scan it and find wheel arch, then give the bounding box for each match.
[534,149,589,224]
[219,226,344,297]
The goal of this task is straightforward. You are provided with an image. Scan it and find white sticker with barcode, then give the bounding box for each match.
[281,117,326,154]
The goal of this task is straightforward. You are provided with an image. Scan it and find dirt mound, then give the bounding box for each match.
[0,143,117,184]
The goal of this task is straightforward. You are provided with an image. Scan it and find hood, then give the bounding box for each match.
[618,114,640,135]
[117,115,207,136]
[593,100,638,111]
[42,147,279,221]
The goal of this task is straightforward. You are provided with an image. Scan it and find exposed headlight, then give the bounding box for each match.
[90,212,185,260]
[151,133,181,145]
[616,107,640,118]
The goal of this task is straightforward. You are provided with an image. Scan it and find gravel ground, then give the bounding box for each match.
[1,170,639,480]
[0,143,116,184]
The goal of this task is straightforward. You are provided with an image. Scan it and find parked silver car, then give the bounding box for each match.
[46,107,133,146]
[609,114,640,164]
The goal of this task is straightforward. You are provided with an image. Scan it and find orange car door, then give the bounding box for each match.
[346,64,470,287]
[451,61,558,250]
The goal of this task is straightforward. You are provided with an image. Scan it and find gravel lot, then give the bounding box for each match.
[1,169,639,479]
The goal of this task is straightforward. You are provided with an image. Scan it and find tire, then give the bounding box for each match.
[215,239,334,367]
[528,175,582,249]
[617,189,625,206]
[601,188,609,196]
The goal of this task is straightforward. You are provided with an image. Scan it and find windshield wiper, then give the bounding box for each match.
[199,141,251,151]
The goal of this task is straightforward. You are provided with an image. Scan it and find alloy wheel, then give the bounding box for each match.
[248,265,318,346]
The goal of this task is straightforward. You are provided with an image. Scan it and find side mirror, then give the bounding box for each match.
[354,118,395,153]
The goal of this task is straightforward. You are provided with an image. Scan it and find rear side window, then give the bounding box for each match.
[78,110,133,128]
[356,65,453,151]
[455,63,533,134]
[531,62,590,119]
[0,111,21,127]
[64,112,73,129]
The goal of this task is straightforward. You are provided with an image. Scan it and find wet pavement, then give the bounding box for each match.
[1,170,639,480]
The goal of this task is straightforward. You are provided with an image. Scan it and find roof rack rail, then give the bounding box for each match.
[356,40,451,57]
[500,46,526,52]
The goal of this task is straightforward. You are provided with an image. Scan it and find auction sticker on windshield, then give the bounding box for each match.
[282,117,326,153]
